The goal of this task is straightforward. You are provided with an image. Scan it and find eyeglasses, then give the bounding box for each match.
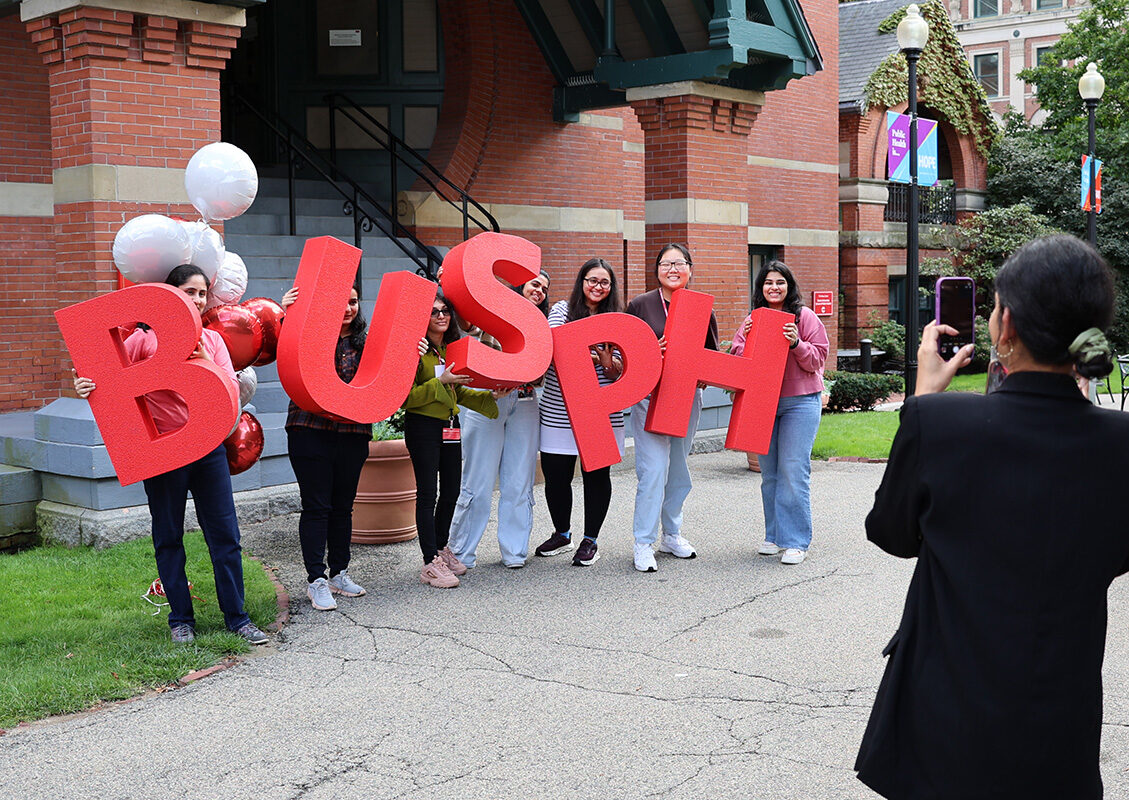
[584,277,612,289]
[431,308,451,318]
[659,259,690,271]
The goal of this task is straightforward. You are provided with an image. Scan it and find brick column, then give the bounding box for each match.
[630,84,763,340]
[22,2,242,399]
[838,178,889,347]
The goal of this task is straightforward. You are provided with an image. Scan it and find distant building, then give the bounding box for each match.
[950,0,1088,122]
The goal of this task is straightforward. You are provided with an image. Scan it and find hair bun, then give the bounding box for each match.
[1069,327,1114,379]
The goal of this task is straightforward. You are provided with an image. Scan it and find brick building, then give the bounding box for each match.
[0,0,840,539]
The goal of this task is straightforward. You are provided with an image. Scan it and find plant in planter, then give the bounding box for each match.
[351,409,417,545]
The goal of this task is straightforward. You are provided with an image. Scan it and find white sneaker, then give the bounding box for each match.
[634,542,658,572]
[780,548,807,565]
[307,577,337,610]
[657,533,696,559]
[758,540,782,556]
[328,570,366,597]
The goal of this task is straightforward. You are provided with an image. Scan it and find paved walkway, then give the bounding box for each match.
[3,450,1129,799]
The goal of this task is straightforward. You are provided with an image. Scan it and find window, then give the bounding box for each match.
[1036,46,1055,67]
[1037,0,1063,8]
[974,0,998,17]
[974,53,1000,97]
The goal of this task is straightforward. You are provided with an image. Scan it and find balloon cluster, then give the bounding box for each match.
[109,142,275,476]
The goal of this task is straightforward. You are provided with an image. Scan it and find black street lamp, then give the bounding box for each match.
[1078,62,1105,247]
[897,4,929,396]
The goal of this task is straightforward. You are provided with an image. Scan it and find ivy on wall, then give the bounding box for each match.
[863,1,999,158]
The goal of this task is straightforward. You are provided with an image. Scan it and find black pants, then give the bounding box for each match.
[540,452,612,539]
[404,413,461,563]
[287,426,371,584]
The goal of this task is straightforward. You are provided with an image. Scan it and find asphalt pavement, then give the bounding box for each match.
[2,449,1129,799]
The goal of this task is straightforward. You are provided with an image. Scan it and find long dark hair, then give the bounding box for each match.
[995,235,1114,379]
[165,263,209,289]
[566,258,622,321]
[342,285,367,350]
[512,270,551,316]
[752,260,804,321]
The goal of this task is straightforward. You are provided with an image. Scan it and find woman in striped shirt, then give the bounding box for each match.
[534,258,623,567]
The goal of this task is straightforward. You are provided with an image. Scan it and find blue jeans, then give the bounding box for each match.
[449,394,539,567]
[143,444,250,631]
[629,390,701,545]
[759,393,822,551]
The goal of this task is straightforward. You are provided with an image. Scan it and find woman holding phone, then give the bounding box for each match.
[403,292,501,588]
[447,271,551,569]
[280,284,371,612]
[73,264,268,646]
[534,258,623,567]
[730,261,828,565]
[855,235,1129,799]
[624,244,718,572]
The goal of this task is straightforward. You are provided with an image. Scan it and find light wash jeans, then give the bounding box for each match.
[759,392,822,551]
[628,390,702,545]
[448,393,539,567]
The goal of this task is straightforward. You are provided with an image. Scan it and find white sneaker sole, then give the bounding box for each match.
[758,544,782,556]
[780,550,807,565]
[634,560,657,572]
[657,544,696,559]
[308,596,337,611]
[536,543,574,557]
[329,585,365,598]
[572,552,600,566]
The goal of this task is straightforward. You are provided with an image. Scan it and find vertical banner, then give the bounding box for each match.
[1081,156,1103,213]
[887,111,938,187]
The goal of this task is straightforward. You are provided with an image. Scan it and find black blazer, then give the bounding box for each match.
[855,371,1129,800]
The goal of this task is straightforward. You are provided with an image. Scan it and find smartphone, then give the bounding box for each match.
[935,277,975,359]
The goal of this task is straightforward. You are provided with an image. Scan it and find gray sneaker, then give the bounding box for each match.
[308,577,338,610]
[234,622,269,645]
[328,570,366,597]
[170,623,195,644]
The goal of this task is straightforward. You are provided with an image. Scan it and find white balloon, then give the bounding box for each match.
[184,142,259,222]
[205,251,248,310]
[180,220,225,282]
[236,366,258,407]
[112,214,192,284]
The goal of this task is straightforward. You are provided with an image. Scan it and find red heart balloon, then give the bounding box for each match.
[223,411,264,475]
[202,304,263,370]
[241,296,285,367]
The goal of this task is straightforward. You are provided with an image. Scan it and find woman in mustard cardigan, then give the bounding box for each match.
[404,292,504,588]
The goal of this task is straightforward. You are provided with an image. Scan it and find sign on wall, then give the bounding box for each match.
[812,291,834,316]
[886,111,938,187]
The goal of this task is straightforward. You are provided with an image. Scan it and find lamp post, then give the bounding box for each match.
[897,4,929,397]
[1078,62,1105,247]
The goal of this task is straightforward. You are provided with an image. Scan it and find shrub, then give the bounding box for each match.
[372,409,405,441]
[863,313,906,365]
[825,371,904,413]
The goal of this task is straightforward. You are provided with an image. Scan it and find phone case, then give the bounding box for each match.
[935,277,976,359]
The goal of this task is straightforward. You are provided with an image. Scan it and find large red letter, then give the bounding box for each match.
[646,292,791,453]
[55,283,239,485]
[277,236,435,423]
[440,232,552,389]
[552,313,662,471]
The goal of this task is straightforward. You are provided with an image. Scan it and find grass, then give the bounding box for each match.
[812,371,988,460]
[0,534,277,728]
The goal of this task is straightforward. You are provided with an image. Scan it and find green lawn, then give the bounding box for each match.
[812,371,987,460]
[0,534,277,728]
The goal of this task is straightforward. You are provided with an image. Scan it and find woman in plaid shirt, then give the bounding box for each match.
[281,285,373,612]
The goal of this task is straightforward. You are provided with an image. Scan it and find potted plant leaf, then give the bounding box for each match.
[351,409,418,544]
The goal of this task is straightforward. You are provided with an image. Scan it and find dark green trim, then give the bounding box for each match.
[626,0,685,56]
[564,0,606,54]
[552,81,627,122]
[512,0,575,84]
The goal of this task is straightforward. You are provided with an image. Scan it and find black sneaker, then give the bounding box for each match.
[170,624,195,644]
[233,622,269,646]
[572,537,599,566]
[535,532,573,557]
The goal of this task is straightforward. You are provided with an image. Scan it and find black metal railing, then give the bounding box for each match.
[325,93,499,240]
[884,182,957,225]
[228,90,445,278]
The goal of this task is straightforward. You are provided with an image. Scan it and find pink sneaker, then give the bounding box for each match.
[439,546,468,576]
[420,556,459,588]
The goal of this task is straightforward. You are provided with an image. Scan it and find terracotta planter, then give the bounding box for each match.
[352,439,417,544]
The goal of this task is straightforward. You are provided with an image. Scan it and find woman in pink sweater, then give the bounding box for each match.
[730,261,828,565]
